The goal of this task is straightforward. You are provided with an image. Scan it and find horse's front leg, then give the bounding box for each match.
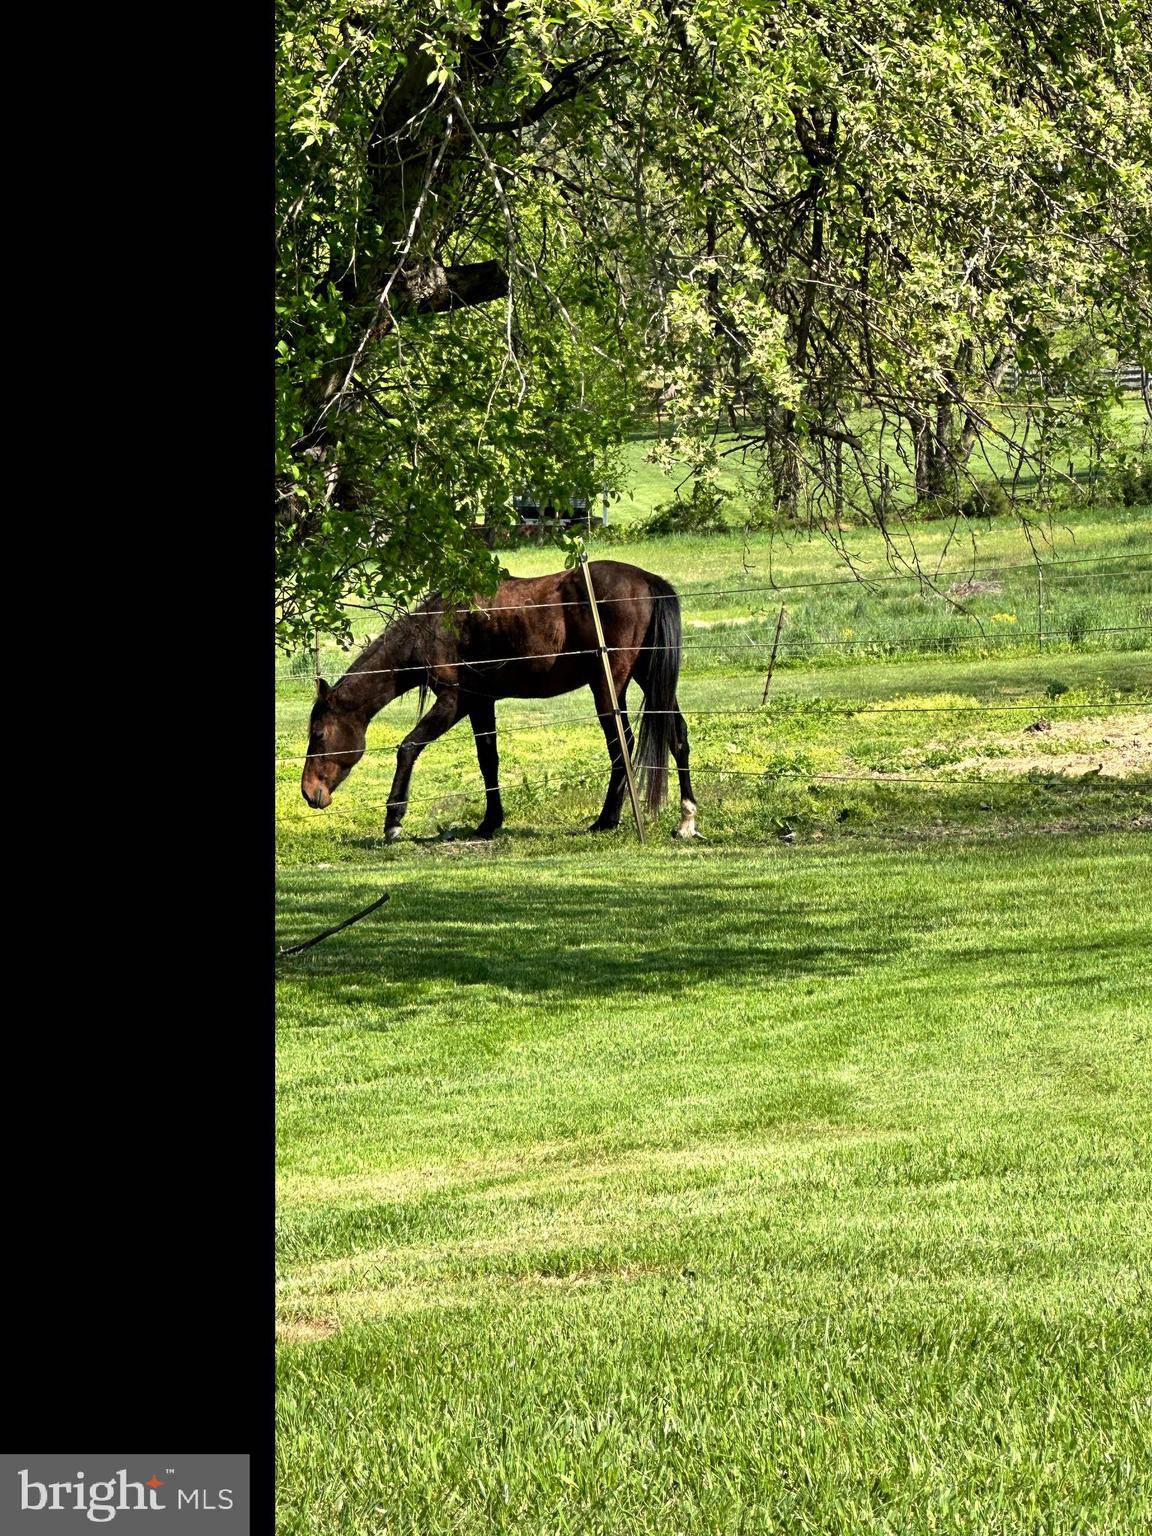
[384,693,461,841]
[468,699,504,838]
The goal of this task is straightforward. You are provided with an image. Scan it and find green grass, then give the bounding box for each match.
[607,397,1150,526]
[278,639,1150,861]
[507,502,1152,674]
[289,502,1151,694]
[282,504,1152,833]
[278,835,1152,1534]
[278,500,1152,1533]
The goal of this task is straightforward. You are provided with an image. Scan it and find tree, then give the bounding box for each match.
[627,0,1152,549]
[276,1,1152,648]
[276,1,649,646]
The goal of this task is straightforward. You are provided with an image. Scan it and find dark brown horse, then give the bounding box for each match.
[300,560,698,839]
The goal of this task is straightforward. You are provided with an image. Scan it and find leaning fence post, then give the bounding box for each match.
[761,604,787,704]
[579,550,646,842]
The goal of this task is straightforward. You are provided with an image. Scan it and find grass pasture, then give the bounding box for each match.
[277,504,1152,1533]
[606,396,1150,526]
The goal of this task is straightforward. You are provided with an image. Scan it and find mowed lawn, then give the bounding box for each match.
[277,503,1151,1533]
[277,833,1152,1534]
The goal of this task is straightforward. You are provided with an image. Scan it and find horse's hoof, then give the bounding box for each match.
[673,799,698,839]
[473,825,501,841]
[384,826,402,843]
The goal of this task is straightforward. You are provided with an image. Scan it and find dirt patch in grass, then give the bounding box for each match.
[946,577,1004,600]
[514,1262,668,1290]
[947,711,1151,779]
[277,1315,338,1344]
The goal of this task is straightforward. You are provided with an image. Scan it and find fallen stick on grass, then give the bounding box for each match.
[278,892,390,957]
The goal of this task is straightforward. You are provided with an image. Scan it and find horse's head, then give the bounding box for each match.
[301,679,368,808]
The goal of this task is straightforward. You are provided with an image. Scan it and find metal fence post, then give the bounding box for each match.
[1036,565,1045,654]
[579,550,646,841]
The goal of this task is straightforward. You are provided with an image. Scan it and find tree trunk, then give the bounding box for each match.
[912,412,932,500]
[930,393,954,497]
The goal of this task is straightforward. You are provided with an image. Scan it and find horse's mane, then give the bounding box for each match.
[340,604,443,713]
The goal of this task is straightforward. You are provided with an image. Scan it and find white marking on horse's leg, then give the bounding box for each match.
[673,797,698,838]
[385,826,401,843]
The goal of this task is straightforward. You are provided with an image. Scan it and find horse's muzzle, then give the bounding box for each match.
[302,783,331,809]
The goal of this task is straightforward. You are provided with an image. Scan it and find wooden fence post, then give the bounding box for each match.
[761,605,787,704]
[579,550,646,842]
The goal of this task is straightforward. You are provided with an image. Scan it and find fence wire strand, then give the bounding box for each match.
[294,767,1149,827]
[289,618,1150,683]
[281,552,1150,825]
[329,548,1152,619]
[281,698,1151,763]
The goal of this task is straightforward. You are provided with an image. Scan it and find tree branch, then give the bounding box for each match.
[396,259,509,315]
[474,52,622,134]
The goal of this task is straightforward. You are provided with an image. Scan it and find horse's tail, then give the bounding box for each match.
[636,578,681,812]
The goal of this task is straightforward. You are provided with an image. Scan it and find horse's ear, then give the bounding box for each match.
[315,677,330,701]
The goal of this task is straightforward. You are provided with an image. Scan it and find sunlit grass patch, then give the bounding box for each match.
[277,835,1152,1534]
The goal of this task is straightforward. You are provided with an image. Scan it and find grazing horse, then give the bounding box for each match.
[300,560,698,840]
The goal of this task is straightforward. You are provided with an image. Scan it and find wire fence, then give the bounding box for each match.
[283,621,1150,689]
[277,546,1150,833]
[279,689,1151,840]
[313,548,1152,620]
[277,697,1152,765]
[278,549,1152,691]
[394,550,1152,612]
[286,763,1150,830]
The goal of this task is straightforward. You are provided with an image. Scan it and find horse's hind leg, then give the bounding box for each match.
[587,676,634,832]
[468,699,504,838]
[384,692,461,841]
[669,695,700,838]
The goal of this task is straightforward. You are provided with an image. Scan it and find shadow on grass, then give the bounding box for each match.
[344,824,574,853]
[277,818,1150,1012]
[276,864,914,1008]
